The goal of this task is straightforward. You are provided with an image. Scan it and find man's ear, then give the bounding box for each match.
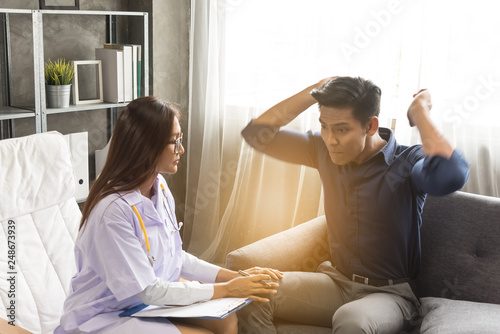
[366,116,379,136]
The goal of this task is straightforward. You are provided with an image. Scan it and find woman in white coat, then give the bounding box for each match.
[56,96,282,334]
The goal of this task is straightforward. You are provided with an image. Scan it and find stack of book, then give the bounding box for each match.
[95,44,142,103]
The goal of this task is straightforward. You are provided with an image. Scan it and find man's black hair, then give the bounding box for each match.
[311,76,381,125]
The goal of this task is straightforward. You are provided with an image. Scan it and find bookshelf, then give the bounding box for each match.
[0,8,149,138]
[0,9,38,135]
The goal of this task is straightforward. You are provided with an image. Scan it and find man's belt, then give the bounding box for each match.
[335,267,410,287]
[351,273,410,287]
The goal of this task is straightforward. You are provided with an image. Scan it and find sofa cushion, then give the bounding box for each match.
[420,297,500,334]
[417,192,500,304]
[226,215,330,272]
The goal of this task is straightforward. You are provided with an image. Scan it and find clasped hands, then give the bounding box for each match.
[226,266,283,302]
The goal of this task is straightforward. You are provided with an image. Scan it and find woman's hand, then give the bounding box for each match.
[242,266,284,281]
[224,275,279,302]
[212,267,282,302]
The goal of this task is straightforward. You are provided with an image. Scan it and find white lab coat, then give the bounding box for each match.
[55,175,221,334]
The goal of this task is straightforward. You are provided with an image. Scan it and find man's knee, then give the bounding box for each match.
[331,305,374,334]
[237,311,264,334]
[331,300,408,334]
[237,302,275,334]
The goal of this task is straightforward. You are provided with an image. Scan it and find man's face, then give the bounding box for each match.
[319,106,368,165]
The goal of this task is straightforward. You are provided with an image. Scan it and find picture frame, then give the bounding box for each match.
[72,60,103,105]
[39,0,80,10]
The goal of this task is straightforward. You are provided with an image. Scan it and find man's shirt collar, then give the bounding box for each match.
[378,127,397,165]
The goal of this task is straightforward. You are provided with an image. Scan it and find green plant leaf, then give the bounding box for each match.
[45,58,74,85]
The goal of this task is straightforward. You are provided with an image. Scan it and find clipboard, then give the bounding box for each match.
[119,298,253,319]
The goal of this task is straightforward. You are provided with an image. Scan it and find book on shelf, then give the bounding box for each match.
[136,44,142,98]
[130,44,138,99]
[104,43,141,100]
[95,48,124,103]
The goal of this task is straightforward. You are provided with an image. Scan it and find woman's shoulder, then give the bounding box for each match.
[89,191,140,224]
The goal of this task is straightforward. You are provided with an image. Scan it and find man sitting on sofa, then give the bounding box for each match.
[239,76,470,334]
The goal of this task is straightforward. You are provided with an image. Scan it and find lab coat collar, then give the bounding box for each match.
[119,176,163,207]
[119,176,163,224]
[119,189,143,207]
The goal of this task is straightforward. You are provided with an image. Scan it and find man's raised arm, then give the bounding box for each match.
[252,78,334,127]
[407,89,453,158]
[408,89,470,195]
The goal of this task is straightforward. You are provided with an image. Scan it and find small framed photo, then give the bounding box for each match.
[39,0,80,10]
[72,60,103,105]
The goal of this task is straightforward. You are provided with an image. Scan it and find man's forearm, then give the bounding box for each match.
[252,84,319,127]
[413,108,453,159]
[408,90,454,159]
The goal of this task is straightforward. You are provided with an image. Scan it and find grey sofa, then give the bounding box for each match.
[226,191,500,333]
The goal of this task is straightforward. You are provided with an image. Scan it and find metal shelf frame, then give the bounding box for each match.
[0,9,39,137]
[0,8,149,137]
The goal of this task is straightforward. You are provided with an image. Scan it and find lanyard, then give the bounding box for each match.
[130,183,183,267]
[131,204,155,266]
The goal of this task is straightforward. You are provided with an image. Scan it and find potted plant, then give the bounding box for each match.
[45,58,74,108]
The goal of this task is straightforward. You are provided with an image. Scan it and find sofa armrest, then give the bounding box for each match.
[226,215,330,272]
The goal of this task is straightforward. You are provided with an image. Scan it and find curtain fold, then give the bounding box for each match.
[186,0,225,255]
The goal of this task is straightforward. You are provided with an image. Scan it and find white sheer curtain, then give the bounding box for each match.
[186,0,324,262]
[185,0,226,258]
[186,0,500,262]
[409,0,500,197]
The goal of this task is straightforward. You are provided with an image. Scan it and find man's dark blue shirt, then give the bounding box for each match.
[242,123,470,279]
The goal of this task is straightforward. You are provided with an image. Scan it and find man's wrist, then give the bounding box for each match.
[302,86,319,106]
[409,105,430,127]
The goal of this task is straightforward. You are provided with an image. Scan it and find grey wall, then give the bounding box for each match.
[151,0,190,225]
[1,0,190,222]
[133,0,191,224]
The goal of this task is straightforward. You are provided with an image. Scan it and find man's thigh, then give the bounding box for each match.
[332,292,414,334]
[238,271,345,333]
[269,271,344,327]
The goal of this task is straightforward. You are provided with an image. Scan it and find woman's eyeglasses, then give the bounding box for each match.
[168,133,183,154]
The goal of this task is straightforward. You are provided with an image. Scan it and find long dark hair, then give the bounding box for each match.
[79,96,180,230]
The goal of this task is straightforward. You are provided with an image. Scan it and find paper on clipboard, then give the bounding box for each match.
[120,298,252,319]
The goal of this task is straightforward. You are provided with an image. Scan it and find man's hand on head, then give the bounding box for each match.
[314,76,339,91]
[407,89,432,127]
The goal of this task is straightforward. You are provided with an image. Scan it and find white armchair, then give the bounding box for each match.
[0,132,81,333]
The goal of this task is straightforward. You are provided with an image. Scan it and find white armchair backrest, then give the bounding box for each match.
[0,132,81,334]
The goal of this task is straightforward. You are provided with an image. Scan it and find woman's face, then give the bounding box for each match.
[156,117,184,174]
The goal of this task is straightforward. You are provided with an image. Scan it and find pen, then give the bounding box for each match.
[238,270,272,287]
